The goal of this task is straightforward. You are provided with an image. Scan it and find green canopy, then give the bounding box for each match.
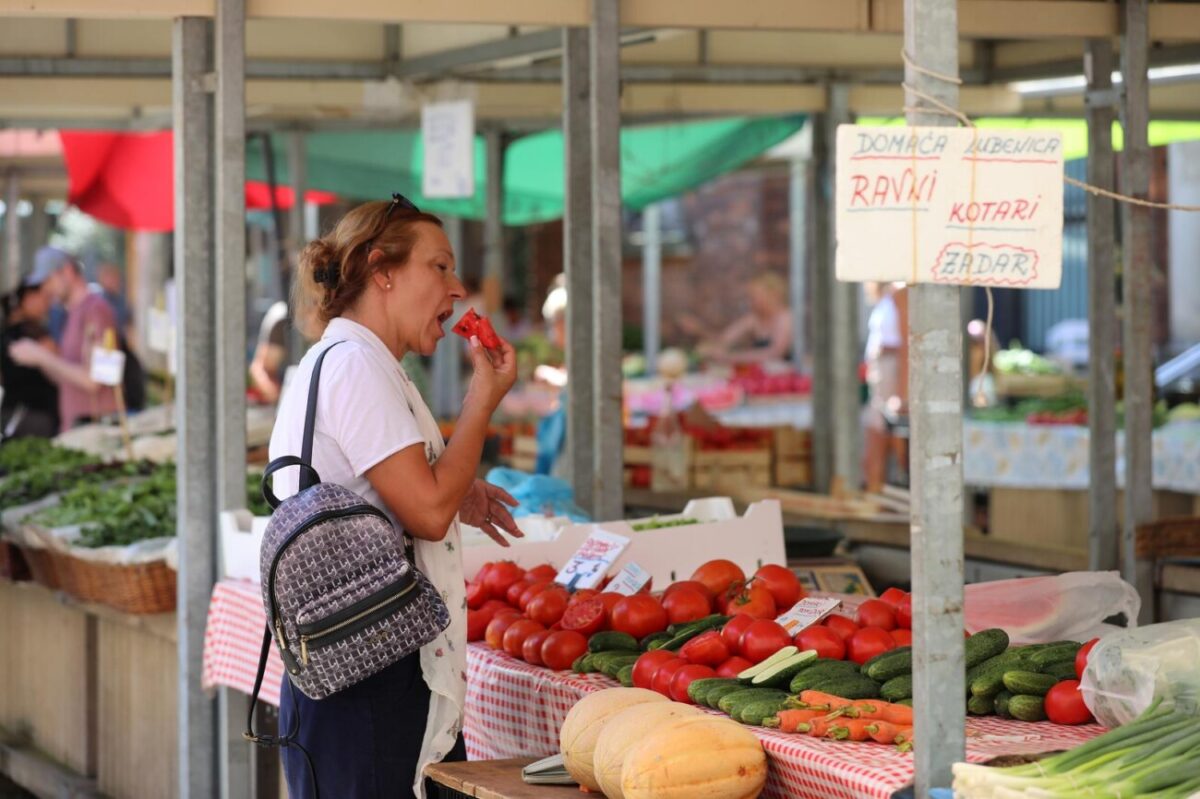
[245,115,805,225]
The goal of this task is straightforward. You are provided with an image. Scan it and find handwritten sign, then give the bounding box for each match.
[775,597,842,636]
[554,528,630,591]
[147,307,172,354]
[607,562,651,596]
[90,348,126,387]
[836,125,1063,289]
[422,100,475,199]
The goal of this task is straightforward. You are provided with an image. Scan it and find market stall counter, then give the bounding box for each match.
[202,580,1106,799]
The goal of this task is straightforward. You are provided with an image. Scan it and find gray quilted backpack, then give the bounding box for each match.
[244,342,450,763]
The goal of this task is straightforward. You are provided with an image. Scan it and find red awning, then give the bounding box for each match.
[59,131,336,232]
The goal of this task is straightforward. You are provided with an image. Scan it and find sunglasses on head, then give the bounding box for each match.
[366,192,421,253]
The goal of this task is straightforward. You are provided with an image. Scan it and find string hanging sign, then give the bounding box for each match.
[835,125,1065,290]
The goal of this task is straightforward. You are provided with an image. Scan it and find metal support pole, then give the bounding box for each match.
[809,115,834,493]
[173,16,217,799]
[1120,0,1155,623]
[287,132,308,362]
[27,195,48,276]
[590,0,623,521]
[1085,39,1119,573]
[563,27,595,514]
[483,129,506,315]
[788,154,807,372]
[3,171,19,293]
[827,85,860,492]
[432,217,465,418]
[642,203,662,376]
[904,0,965,792]
[215,0,250,795]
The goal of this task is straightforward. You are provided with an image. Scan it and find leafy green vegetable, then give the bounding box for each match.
[0,459,153,507]
[246,472,272,517]
[993,345,1062,376]
[0,438,94,477]
[631,517,699,532]
[32,463,178,548]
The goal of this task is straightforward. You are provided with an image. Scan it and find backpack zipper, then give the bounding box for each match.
[298,578,419,665]
[267,502,389,657]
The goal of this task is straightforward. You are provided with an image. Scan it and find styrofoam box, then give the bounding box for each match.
[461,497,786,588]
[219,510,270,583]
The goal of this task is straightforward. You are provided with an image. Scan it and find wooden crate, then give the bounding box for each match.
[772,427,813,488]
[994,372,1077,398]
[989,488,1196,551]
[691,448,773,491]
[505,434,538,473]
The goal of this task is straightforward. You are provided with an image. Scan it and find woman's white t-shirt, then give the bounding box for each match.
[268,316,468,799]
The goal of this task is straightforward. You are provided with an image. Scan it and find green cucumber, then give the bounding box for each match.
[718,688,788,716]
[969,652,1033,698]
[617,664,635,687]
[1002,670,1058,697]
[861,646,911,676]
[687,678,736,706]
[736,646,799,684]
[896,698,913,707]
[994,690,1014,719]
[880,674,913,702]
[705,682,748,710]
[808,674,881,700]
[1041,661,1080,681]
[789,659,860,693]
[1029,642,1081,669]
[1008,694,1046,722]
[738,698,789,726]
[640,632,673,651]
[572,653,596,674]
[965,629,1010,668]
[588,631,640,653]
[967,694,995,716]
[751,650,818,688]
[866,649,913,682]
[597,654,640,678]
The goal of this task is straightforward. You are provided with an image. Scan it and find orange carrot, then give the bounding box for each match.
[864,721,904,744]
[894,726,915,752]
[765,708,826,733]
[799,715,835,738]
[828,718,874,741]
[834,700,914,726]
[798,690,855,711]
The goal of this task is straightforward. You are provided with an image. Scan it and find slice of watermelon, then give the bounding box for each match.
[452,308,481,340]
[476,317,501,350]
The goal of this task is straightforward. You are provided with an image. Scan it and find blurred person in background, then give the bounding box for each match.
[691,272,793,365]
[862,281,905,492]
[1,273,60,438]
[249,299,289,404]
[94,262,136,352]
[968,319,1001,408]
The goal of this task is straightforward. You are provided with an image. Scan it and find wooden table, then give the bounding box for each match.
[425,759,581,799]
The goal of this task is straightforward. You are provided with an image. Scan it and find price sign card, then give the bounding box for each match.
[775,597,842,635]
[607,562,651,596]
[147,307,172,354]
[90,348,126,387]
[554,528,631,591]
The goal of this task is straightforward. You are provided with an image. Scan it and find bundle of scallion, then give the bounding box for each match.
[952,701,1200,798]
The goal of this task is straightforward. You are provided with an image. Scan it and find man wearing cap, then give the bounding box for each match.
[8,246,119,431]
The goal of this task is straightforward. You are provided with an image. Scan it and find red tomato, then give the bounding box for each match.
[480,599,510,616]
[722,582,777,620]
[632,650,678,690]
[691,559,746,598]
[739,620,793,664]
[890,628,913,647]
[650,658,686,696]
[527,587,570,627]
[527,564,558,583]
[467,609,490,642]
[752,564,804,611]
[506,579,532,608]
[1076,638,1099,680]
[541,630,589,671]
[596,592,624,614]
[610,595,669,639]
[663,580,716,604]
[568,588,599,606]
[895,594,913,630]
[878,587,909,610]
[722,615,756,655]
[484,561,525,600]
[484,611,523,650]
[466,582,488,610]
[474,561,496,586]
[669,664,718,704]
[662,586,712,625]
[522,628,553,666]
[518,580,553,611]
[503,619,545,658]
[824,614,860,642]
[847,627,897,665]
[560,598,607,637]
[856,599,898,631]
[680,630,731,667]
[795,625,846,661]
[1045,680,1094,725]
[716,656,754,679]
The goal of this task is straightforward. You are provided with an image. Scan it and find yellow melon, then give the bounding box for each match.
[621,715,768,799]
[593,701,704,799]
[559,687,666,792]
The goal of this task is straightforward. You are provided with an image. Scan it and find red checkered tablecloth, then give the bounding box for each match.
[203,579,1105,799]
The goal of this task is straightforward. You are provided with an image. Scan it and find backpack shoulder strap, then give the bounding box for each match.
[298,341,343,491]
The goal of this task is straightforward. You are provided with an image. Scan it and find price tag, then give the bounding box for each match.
[554,528,630,591]
[607,562,651,596]
[147,307,172,354]
[775,597,842,635]
[90,348,126,387]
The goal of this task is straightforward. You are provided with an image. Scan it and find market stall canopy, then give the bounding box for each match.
[243,114,806,225]
[58,131,337,232]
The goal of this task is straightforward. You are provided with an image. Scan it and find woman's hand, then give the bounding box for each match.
[465,334,518,411]
[459,479,523,547]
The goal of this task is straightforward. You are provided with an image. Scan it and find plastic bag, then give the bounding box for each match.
[1080,619,1200,727]
[484,467,590,522]
[963,571,1140,645]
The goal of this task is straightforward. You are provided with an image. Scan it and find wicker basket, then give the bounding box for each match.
[0,540,31,581]
[65,555,176,614]
[17,544,61,590]
[55,551,114,604]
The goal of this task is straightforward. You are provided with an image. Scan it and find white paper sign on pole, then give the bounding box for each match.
[553,528,630,591]
[147,307,172,354]
[90,348,126,387]
[835,125,1064,289]
[422,100,476,199]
